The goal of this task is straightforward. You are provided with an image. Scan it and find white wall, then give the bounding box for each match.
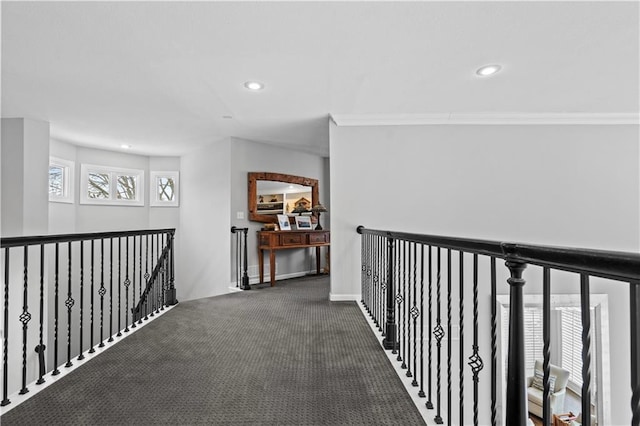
[229,137,329,284]
[330,123,640,425]
[177,137,231,301]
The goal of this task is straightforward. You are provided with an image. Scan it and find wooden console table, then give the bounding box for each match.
[258,230,330,286]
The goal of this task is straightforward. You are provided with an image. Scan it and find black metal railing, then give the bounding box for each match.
[357,226,640,426]
[0,228,177,406]
[231,226,250,290]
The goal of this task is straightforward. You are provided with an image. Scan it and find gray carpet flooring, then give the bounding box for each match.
[1,275,425,425]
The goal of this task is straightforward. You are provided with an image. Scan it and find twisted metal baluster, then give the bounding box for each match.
[131,237,137,329]
[418,244,426,397]
[580,274,592,425]
[78,242,85,360]
[19,246,31,394]
[396,241,404,361]
[124,237,130,333]
[98,239,106,347]
[542,267,551,426]
[433,247,444,424]
[447,249,452,425]
[393,240,402,357]
[65,242,74,367]
[148,234,154,317]
[403,241,410,372]
[117,238,122,337]
[630,282,640,426]
[411,242,419,386]
[108,238,114,342]
[426,245,433,409]
[468,254,484,426]
[88,240,95,353]
[54,243,62,370]
[1,249,10,406]
[373,235,379,329]
[490,257,497,426]
[459,251,464,426]
[36,244,46,384]
[138,235,143,324]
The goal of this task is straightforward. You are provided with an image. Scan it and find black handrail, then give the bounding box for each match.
[357,225,640,426]
[1,228,175,248]
[356,226,640,283]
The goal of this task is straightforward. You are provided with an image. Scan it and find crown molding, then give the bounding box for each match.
[330,113,639,127]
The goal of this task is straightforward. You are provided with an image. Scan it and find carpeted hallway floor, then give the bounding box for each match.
[1,275,425,425]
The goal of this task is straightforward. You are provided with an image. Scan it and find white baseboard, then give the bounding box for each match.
[329,293,361,302]
[229,270,316,290]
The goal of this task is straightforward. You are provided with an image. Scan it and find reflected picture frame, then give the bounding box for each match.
[294,215,312,230]
[277,214,291,231]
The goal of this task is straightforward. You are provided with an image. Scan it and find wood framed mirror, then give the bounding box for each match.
[248,172,319,223]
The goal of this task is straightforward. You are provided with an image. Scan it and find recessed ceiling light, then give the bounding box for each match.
[244,81,264,91]
[120,144,132,149]
[476,64,502,77]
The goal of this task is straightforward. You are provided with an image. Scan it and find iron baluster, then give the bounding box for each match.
[98,239,106,347]
[411,242,419,386]
[1,249,10,406]
[419,244,426,398]
[459,251,464,426]
[124,237,130,333]
[490,257,497,426]
[543,267,551,426]
[78,242,85,360]
[631,282,640,426]
[401,241,407,369]
[447,249,452,425]
[138,235,143,324]
[468,253,484,426]
[19,245,31,394]
[131,236,136,329]
[89,240,95,353]
[382,235,397,350]
[36,244,46,384]
[65,241,73,367]
[117,237,122,337]
[144,234,149,320]
[580,274,592,425]
[108,238,114,342]
[434,247,443,424]
[426,245,433,409]
[54,243,61,371]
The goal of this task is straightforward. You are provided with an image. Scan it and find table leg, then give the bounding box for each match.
[270,249,276,287]
[316,247,321,274]
[258,248,264,284]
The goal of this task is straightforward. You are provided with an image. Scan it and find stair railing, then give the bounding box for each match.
[0,228,177,407]
[357,225,640,426]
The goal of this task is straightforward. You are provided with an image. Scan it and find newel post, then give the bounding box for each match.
[382,234,397,350]
[165,231,178,306]
[504,244,528,426]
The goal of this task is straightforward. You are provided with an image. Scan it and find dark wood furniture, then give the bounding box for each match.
[258,230,330,286]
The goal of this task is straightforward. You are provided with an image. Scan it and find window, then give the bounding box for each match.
[501,306,544,376]
[150,171,179,207]
[559,306,597,392]
[49,157,75,203]
[80,164,144,206]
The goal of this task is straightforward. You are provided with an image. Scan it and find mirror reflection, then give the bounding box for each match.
[256,181,312,215]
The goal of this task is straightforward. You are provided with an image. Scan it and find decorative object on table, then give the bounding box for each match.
[295,215,312,230]
[277,214,291,231]
[293,196,311,211]
[263,223,277,231]
[312,203,328,230]
[292,204,307,215]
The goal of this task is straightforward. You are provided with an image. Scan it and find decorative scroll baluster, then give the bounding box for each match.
[138,235,143,324]
[78,242,85,360]
[124,237,130,333]
[630,282,640,426]
[427,245,433,409]
[98,239,106,347]
[504,254,528,424]
[19,246,31,395]
[434,247,443,424]
[490,257,497,426]
[580,274,592,425]
[2,249,9,406]
[468,253,484,426]
[459,251,464,426]
[36,244,46,384]
[65,242,73,367]
[89,240,95,353]
[396,242,404,362]
[53,243,61,371]
[543,267,551,426]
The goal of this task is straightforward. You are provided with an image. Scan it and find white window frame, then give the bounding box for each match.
[149,171,179,207]
[80,164,145,206]
[49,157,75,204]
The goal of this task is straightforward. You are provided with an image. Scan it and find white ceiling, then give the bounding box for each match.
[2,1,638,158]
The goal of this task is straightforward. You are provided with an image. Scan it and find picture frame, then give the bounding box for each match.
[295,215,312,230]
[277,214,291,231]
